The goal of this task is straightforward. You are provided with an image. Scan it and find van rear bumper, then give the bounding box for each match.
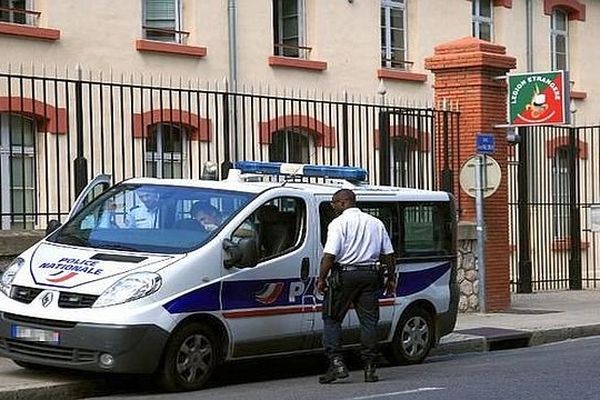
[0,312,169,373]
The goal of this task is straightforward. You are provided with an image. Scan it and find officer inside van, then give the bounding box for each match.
[126,188,161,229]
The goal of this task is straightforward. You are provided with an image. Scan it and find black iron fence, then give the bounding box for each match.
[509,125,600,291]
[0,69,460,230]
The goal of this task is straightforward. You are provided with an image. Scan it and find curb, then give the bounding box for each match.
[434,324,600,356]
[0,380,104,400]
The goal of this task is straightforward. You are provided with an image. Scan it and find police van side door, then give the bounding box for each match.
[220,190,316,357]
[68,174,112,220]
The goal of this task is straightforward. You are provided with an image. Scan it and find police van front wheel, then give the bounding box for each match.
[159,323,218,392]
[386,307,433,365]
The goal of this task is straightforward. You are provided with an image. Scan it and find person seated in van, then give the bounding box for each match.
[192,202,223,232]
[126,188,161,229]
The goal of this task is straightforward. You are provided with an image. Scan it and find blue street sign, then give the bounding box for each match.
[476,133,495,154]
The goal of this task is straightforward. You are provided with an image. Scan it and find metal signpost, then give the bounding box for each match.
[475,133,496,313]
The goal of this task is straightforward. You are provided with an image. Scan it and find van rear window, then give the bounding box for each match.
[402,204,454,257]
[319,200,455,258]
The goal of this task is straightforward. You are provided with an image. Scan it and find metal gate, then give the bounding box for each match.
[509,125,600,291]
[0,69,460,229]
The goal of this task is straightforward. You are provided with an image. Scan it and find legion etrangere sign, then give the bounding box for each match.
[507,71,570,126]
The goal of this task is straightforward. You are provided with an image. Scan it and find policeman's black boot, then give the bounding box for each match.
[364,362,379,383]
[319,356,349,384]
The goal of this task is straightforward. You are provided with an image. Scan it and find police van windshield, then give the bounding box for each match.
[48,184,256,254]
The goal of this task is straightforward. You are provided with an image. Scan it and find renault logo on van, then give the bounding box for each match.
[41,292,54,308]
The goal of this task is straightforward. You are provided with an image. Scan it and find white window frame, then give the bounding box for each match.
[269,128,313,164]
[0,114,36,230]
[472,0,493,41]
[381,0,407,70]
[552,147,570,239]
[550,9,569,71]
[275,0,306,58]
[144,123,187,179]
[0,0,33,25]
[392,136,420,188]
[142,0,183,43]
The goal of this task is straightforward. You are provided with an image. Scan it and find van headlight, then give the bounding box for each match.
[93,272,162,308]
[1,257,24,296]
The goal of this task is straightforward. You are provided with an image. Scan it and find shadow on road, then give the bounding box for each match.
[107,351,386,396]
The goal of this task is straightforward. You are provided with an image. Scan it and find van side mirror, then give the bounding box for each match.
[223,238,258,269]
[46,219,62,236]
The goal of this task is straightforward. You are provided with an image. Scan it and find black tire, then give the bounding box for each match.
[13,360,49,370]
[386,307,433,365]
[158,323,219,392]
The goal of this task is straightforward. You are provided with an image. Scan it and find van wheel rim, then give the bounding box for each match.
[176,334,213,383]
[401,316,429,357]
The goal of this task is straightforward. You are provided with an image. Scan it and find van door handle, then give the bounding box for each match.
[300,257,310,281]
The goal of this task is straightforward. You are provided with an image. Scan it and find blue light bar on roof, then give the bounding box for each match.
[234,161,368,182]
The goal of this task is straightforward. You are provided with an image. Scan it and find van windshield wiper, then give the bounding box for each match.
[97,243,139,252]
[56,232,89,247]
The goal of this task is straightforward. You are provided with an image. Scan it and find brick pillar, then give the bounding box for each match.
[425,37,516,311]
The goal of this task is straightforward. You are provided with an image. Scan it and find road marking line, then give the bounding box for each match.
[345,387,446,399]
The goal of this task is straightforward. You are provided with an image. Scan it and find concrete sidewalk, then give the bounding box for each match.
[1,289,599,399]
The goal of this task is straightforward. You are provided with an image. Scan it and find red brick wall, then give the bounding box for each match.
[425,37,516,311]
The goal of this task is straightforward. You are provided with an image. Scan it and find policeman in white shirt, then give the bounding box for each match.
[317,189,396,384]
[126,189,161,229]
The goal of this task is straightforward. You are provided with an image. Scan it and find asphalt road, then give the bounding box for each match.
[85,336,600,400]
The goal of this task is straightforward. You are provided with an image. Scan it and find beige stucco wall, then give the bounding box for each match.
[2,0,599,118]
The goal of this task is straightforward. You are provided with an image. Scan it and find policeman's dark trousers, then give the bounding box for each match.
[322,270,380,364]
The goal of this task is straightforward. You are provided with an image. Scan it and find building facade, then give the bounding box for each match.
[1,0,598,294]
[0,1,595,111]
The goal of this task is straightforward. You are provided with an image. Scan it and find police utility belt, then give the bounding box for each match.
[336,262,381,272]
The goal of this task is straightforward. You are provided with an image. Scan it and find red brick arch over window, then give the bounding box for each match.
[0,97,67,134]
[259,115,335,148]
[373,125,431,151]
[546,136,588,159]
[133,110,212,141]
[544,0,586,21]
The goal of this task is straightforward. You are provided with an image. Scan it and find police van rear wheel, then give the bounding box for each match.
[159,323,218,392]
[387,307,433,365]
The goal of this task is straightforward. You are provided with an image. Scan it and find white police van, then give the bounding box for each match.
[0,161,458,391]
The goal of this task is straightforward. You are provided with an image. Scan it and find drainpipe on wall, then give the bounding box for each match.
[526,0,533,72]
[223,0,237,176]
[228,0,238,88]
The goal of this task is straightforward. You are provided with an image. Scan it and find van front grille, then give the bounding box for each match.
[1,338,97,363]
[2,313,78,329]
[58,292,99,308]
[8,286,98,309]
[10,286,42,304]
